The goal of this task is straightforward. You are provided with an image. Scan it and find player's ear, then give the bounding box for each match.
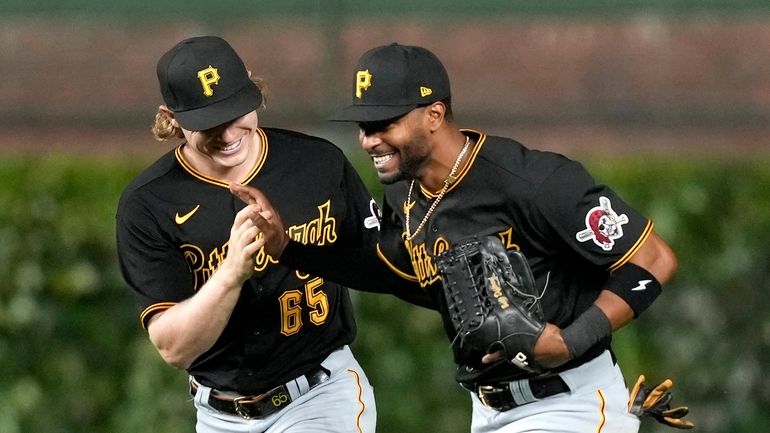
[159,105,181,128]
[426,102,446,129]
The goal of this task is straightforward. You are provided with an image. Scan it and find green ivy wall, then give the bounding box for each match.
[0,155,767,433]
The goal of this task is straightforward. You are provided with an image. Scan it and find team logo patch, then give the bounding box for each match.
[576,196,628,251]
[364,199,381,230]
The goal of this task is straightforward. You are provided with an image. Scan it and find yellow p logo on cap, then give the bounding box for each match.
[356,70,372,99]
[198,66,221,97]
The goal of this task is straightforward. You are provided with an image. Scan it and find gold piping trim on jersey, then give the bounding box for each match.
[595,389,607,433]
[346,368,366,433]
[608,220,654,272]
[139,302,177,329]
[418,129,486,198]
[376,244,418,282]
[174,128,269,188]
[241,128,269,184]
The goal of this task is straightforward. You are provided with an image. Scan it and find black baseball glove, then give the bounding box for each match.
[628,375,694,429]
[435,235,545,373]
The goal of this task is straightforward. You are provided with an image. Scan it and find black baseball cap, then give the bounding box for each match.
[156,36,263,131]
[332,43,450,122]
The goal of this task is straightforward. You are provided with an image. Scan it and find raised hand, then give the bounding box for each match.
[223,204,264,284]
[229,183,290,259]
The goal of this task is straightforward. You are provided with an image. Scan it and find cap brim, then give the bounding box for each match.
[174,83,263,131]
[330,103,417,123]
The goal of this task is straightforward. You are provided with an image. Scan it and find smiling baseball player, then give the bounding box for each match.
[115,36,420,433]
[229,43,693,432]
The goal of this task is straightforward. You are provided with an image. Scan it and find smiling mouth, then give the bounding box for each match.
[217,138,242,153]
[372,153,394,168]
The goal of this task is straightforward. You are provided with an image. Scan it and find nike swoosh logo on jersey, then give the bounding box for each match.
[175,205,200,225]
[631,279,653,291]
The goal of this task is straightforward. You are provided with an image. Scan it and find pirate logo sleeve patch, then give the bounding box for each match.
[576,196,629,251]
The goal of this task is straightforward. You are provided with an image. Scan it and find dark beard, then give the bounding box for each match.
[377,169,408,185]
[377,137,429,185]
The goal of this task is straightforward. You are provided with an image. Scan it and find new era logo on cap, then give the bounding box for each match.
[157,36,263,131]
[333,43,450,122]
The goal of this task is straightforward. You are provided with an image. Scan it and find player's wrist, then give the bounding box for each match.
[533,323,571,368]
[277,233,290,258]
[560,304,612,360]
[215,257,252,289]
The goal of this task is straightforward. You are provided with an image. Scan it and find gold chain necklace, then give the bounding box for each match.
[404,136,470,241]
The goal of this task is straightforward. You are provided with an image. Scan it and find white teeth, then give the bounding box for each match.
[372,154,393,166]
[221,138,241,152]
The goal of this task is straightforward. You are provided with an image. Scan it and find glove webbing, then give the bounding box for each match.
[445,251,496,348]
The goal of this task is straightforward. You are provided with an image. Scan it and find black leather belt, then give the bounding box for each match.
[190,366,330,419]
[464,374,570,412]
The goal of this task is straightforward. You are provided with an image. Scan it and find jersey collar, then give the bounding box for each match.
[175,128,269,187]
[418,128,485,198]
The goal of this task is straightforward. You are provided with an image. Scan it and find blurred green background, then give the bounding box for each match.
[1,1,769,433]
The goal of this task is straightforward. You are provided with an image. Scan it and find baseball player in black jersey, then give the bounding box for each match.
[115,36,404,433]
[230,43,693,432]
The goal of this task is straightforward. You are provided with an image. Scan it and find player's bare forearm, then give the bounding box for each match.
[147,267,244,369]
[147,204,263,369]
[594,290,635,330]
[597,230,677,327]
[532,323,571,368]
[628,230,678,285]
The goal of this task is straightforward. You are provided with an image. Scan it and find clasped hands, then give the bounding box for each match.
[229,183,289,259]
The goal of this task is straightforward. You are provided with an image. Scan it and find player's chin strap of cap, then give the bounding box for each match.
[561,263,662,360]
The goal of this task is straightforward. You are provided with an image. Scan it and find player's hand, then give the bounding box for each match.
[629,375,694,429]
[481,323,570,368]
[223,204,263,284]
[229,183,289,259]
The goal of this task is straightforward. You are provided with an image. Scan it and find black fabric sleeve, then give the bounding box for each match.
[280,240,436,310]
[530,160,650,268]
[337,157,381,248]
[116,195,194,307]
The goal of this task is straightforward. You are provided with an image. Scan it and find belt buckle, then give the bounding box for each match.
[232,385,293,419]
[477,385,497,409]
[233,395,259,419]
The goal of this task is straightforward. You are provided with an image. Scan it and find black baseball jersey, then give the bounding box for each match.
[376,129,653,384]
[116,127,379,394]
